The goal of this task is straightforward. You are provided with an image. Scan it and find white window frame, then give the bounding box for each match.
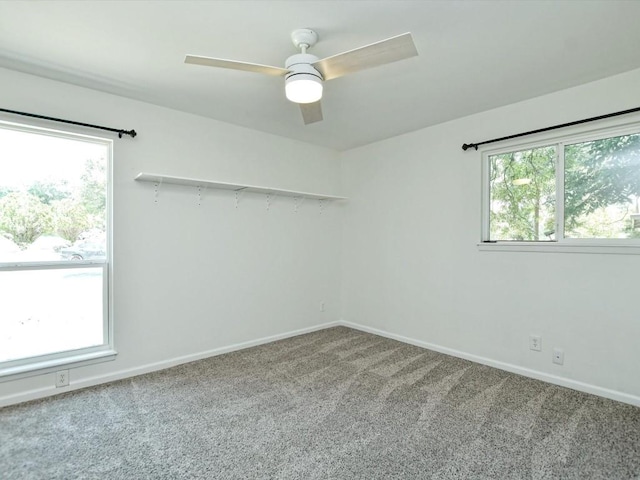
[480,118,640,255]
[0,121,116,381]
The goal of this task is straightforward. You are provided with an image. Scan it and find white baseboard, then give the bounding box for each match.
[4,319,638,408]
[0,321,340,408]
[340,320,640,407]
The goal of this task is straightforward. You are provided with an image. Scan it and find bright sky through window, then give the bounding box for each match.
[0,127,105,189]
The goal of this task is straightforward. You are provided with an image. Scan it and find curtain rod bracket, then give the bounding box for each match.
[118,129,137,138]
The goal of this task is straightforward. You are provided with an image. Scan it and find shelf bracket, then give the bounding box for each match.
[154,178,164,204]
[235,189,245,209]
[196,185,208,207]
[318,199,324,215]
[266,193,274,211]
[293,196,306,213]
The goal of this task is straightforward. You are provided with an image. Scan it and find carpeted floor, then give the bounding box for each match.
[1,326,639,479]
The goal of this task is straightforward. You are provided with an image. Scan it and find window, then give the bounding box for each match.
[0,121,114,379]
[482,122,640,253]
[488,145,557,241]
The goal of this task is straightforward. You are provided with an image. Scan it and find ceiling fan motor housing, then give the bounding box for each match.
[284,53,323,104]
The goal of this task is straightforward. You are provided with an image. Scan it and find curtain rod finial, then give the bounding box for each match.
[462,143,477,151]
[119,129,137,138]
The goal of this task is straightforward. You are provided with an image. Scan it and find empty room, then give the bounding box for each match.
[1,1,639,478]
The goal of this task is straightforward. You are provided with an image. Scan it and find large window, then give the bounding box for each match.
[0,121,114,379]
[483,122,640,252]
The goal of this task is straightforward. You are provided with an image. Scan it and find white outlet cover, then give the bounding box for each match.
[552,348,564,365]
[529,335,542,351]
[55,370,70,387]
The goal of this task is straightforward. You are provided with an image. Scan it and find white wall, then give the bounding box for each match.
[3,64,640,408]
[341,67,640,405]
[0,67,343,405]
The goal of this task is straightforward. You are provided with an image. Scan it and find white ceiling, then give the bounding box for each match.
[1,1,640,151]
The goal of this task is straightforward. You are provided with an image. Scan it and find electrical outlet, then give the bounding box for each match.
[55,370,69,387]
[552,348,564,365]
[529,335,542,351]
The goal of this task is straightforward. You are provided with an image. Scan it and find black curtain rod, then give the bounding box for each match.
[461,106,640,151]
[0,107,137,138]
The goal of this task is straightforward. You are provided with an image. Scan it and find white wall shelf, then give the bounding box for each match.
[134,173,347,201]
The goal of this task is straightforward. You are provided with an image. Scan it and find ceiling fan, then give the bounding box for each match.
[185,29,418,125]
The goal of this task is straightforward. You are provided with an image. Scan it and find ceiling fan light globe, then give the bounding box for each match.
[285,75,323,104]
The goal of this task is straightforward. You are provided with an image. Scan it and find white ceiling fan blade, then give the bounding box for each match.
[299,101,323,125]
[185,55,289,77]
[312,32,417,81]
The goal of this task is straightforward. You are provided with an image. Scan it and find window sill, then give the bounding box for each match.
[477,242,640,255]
[0,349,117,383]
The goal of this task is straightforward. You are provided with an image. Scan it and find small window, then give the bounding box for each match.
[564,133,640,239]
[483,123,640,251]
[0,121,114,378]
[489,145,556,241]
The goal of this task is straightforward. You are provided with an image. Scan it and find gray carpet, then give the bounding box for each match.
[1,326,639,479]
